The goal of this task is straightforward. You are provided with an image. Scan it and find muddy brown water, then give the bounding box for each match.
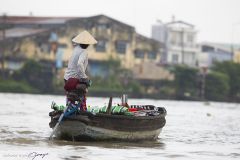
[0,93,239,160]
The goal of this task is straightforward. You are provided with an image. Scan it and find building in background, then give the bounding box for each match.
[197,43,234,68]
[234,50,240,63]
[0,14,172,82]
[152,17,199,67]
[231,44,240,64]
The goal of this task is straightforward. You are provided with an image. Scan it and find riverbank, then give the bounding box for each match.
[0,80,175,100]
[0,79,218,102]
[1,60,240,103]
[0,79,39,94]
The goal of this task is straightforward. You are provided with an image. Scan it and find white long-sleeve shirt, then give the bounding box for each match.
[64,45,88,80]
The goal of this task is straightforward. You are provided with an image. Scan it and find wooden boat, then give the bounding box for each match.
[49,105,167,141]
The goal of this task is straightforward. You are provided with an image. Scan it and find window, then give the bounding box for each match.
[187,34,193,42]
[172,54,179,64]
[148,52,157,59]
[202,45,214,52]
[40,43,50,53]
[171,32,182,46]
[86,22,93,30]
[97,24,109,30]
[58,43,67,49]
[170,32,177,45]
[95,40,107,52]
[134,50,145,59]
[49,32,58,42]
[88,62,108,77]
[115,41,127,54]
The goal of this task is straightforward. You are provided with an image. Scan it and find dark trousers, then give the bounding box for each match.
[64,78,87,111]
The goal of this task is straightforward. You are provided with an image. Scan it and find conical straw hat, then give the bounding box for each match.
[72,30,97,44]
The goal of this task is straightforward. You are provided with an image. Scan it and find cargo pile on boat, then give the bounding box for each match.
[50,102,163,118]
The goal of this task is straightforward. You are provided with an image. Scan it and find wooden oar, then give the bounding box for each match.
[49,97,84,140]
[49,105,70,140]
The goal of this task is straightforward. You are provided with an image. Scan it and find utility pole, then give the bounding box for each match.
[0,13,7,78]
[181,28,185,64]
[200,67,208,100]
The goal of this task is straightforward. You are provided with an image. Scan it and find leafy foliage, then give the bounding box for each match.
[13,60,54,92]
[205,71,230,101]
[211,61,240,101]
[172,65,199,99]
[0,79,38,93]
[90,58,142,93]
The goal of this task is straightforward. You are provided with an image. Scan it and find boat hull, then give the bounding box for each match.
[55,120,162,141]
[49,108,166,141]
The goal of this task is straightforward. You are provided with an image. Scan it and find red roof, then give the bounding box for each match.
[0,16,77,24]
[0,27,48,41]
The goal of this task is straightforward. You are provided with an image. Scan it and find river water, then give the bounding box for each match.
[0,93,239,160]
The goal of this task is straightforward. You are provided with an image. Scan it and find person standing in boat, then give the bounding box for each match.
[64,30,97,111]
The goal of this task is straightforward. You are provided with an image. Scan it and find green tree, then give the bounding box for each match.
[89,58,142,94]
[212,61,240,101]
[172,65,198,99]
[205,71,230,101]
[14,60,54,92]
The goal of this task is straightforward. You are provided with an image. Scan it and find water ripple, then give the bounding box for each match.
[1,93,240,160]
